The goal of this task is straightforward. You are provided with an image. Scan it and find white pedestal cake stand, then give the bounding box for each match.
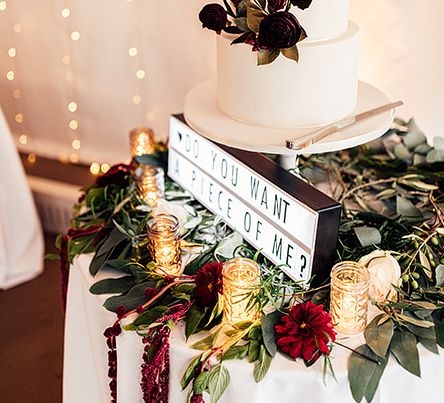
[183,80,395,169]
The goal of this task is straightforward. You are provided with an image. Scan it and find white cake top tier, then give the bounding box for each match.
[291,0,350,41]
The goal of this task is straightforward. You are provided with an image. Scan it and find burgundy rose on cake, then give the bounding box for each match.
[198,0,311,65]
[274,301,336,365]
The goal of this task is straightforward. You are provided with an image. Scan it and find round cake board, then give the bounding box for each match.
[183,80,395,167]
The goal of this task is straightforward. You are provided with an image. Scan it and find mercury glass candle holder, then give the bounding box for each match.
[129,127,155,157]
[134,165,165,207]
[222,258,261,325]
[147,214,182,277]
[330,261,370,335]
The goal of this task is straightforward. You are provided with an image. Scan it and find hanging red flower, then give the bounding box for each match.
[274,301,336,365]
[194,261,224,306]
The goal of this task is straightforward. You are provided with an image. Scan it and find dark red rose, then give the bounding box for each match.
[268,0,287,13]
[194,261,223,306]
[95,163,132,188]
[258,11,302,49]
[291,0,313,10]
[274,301,336,364]
[199,4,228,34]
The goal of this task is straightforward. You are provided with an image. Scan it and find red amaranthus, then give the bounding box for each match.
[274,301,336,365]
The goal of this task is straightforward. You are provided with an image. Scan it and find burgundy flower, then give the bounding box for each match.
[258,11,302,49]
[115,305,127,318]
[268,0,287,13]
[190,393,205,403]
[291,0,313,10]
[95,163,132,188]
[194,262,223,306]
[274,301,336,364]
[199,4,228,34]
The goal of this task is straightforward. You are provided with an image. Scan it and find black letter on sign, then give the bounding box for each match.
[273,195,290,224]
[221,158,228,178]
[300,255,307,277]
[286,244,294,266]
[193,139,199,158]
[255,220,262,241]
[231,166,238,187]
[250,177,260,200]
[272,234,283,259]
[244,212,251,233]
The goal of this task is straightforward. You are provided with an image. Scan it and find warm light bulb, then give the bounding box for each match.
[136,69,145,79]
[15,113,24,123]
[71,31,80,41]
[6,71,14,81]
[19,134,28,145]
[71,139,81,150]
[0,1,6,12]
[69,153,79,163]
[69,120,78,130]
[132,95,142,104]
[27,153,36,164]
[13,24,22,33]
[128,47,138,56]
[90,162,100,175]
[8,47,16,57]
[100,163,110,173]
[62,55,71,65]
[61,8,70,18]
[68,101,77,112]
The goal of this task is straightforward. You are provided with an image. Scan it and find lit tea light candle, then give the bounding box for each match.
[147,214,182,276]
[222,258,261,325]
[330,261,370,335]
[134,165,164,207]
[129,127,155,157]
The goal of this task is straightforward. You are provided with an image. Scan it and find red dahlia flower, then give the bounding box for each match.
[95,163,132,188]
[194,261,223,306]
[274,301,336,365]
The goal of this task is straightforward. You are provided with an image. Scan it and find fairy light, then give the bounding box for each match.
[12,89,21,99]
[19,134,28,145]
[71,139,81,150]
[128,47,138,56]
[69,119,79,130]
[136,69,145,80]
[27,153,36,164]
[61,8,70,18]
[62,55,71,65]
[0,1,6,12]
[6,71,14,81]
[100,163,110,173]
[70,31,80,41]
[90,162,100,175]
[132,95,142,105]
[69,153,79,163]
[68,101,77,112]
[13,24,21,33]
[8,47,16,58]
[15,113,24,123]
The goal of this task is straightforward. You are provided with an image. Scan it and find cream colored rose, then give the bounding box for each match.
[359,250,401,303]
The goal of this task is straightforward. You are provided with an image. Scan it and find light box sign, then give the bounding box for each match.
[168,115,341,284]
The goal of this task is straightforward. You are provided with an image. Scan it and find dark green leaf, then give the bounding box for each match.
[222,345,248,361]
[432,309,444,348]
[89,276,135,295]
[261,311,282,357]
[181,354,202,390]
[390,329,421,377]
[396,196,421,218]
[364,352,389,403]
[248,339,261,363]
[186,304,207,339]
[208,364,230,403]
[45,253,60,261]
[193,371,209,395]
[253,345,272,383]
[354,226,381,247]
[103,281,151,312]
[364,314,394,358]
[132,306,169,326]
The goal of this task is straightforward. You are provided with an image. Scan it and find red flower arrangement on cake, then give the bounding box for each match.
[199,0,313,65]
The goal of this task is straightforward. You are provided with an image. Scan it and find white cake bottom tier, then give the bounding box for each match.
[216,22,360,129]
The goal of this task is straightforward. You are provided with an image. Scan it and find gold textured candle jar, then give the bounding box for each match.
[134,165,165,207]
[222,258,261,325]
[129,127,155,157]
[330,261,370,335]
[147,214,182,276]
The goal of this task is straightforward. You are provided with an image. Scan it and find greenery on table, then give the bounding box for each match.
[55,119,444,403]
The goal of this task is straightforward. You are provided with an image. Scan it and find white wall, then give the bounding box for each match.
[0,0,442,166]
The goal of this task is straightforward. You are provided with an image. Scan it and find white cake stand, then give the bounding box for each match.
[183,80,395,169]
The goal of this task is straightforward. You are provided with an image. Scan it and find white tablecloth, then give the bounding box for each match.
[0,107,43,289]
[64,254,444,403]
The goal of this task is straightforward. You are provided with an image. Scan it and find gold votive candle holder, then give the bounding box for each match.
[134,165,165,207]
[147,214,182,276]
[330,261,370,335]
[222,258,261,325]
[129,127,155,157]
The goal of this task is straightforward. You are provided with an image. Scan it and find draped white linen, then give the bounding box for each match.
[64,254,444,403]
[0,107,43,289]
[0,0,442,166]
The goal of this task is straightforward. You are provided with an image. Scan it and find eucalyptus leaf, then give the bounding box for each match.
[394,143,411,160]
[215,232,243,259]
[261,311,282,357]
[419,250,433,279]
[432,309,444,348]
[364,351,389,403]
[390,329,421,377]
[404,129,427,149]
[103,281,152,312]
[364,314,394,358]
[426,149,444,163]
[354,226,381,247]
[435,264,444,286]
[396,196,421,218]
[89,276,135,295]
[208,364,230,403]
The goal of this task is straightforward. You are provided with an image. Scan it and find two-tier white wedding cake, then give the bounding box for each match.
[216,0,359,129]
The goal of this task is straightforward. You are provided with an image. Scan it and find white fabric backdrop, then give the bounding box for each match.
[0,0,443,165]
[65,254,444,403]
[0,107,43,289]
